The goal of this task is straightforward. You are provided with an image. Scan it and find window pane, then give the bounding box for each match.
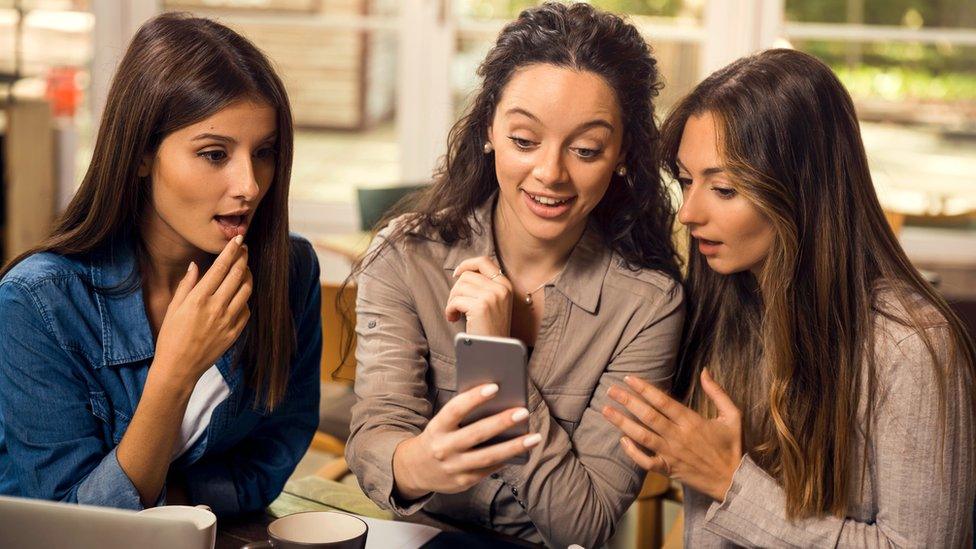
[786,0,976,29]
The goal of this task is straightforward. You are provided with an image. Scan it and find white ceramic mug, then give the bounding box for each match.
[137,504,217,549]
[241,511,368,549]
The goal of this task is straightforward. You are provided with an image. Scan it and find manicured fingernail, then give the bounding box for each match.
[511,408,529,422]
[481,384,499,397]
[523,433,542,448]
[452,267,459,278]
[187,261,194,272]
[234,235,244,245]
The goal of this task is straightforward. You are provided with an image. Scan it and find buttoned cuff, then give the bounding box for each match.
[704,454,783,534]
[76,447,165,510]
[357,430,433,516]
[183,460,240,516]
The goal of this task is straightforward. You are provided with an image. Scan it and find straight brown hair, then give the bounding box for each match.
[662,49,976,518]
[0,13,296,410]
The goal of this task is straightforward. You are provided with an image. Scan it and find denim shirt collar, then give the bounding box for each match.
[86,240,241,389]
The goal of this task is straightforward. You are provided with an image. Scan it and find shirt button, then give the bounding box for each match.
[511,487,518,496]
[367,320,377,329]
[490,473,499,480]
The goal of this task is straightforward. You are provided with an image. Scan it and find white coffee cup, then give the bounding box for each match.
[137,504,217,549]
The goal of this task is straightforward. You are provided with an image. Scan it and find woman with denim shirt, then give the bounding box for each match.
[0,13,321,516]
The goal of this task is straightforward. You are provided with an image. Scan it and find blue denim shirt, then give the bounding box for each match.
[0,235,321,516]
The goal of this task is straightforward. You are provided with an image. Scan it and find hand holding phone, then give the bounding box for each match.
[389,334,537,500]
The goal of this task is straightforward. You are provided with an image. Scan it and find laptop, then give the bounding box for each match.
[0,495,210,549]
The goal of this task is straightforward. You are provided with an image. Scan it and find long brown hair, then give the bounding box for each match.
[0,13,296,410]
[662,49,976,518]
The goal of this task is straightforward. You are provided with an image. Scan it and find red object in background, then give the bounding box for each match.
[45,66,81,118]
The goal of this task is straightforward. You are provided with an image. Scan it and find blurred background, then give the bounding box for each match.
[1,2,973,546]
[1,0,975,284]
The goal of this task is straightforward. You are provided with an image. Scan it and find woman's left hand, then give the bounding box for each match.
[602,369,744,502]
[445,256,513,337]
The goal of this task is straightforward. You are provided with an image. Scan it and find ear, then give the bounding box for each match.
[137,154,153,178]
[486,125,494,146]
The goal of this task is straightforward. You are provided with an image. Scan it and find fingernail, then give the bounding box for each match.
[187,261,194,272]
[523,433,542,448]
[234,235,244,245]
[481,384,499,397]
[511,408,529,422]
[242,244,248,251]
[452,267,459,278]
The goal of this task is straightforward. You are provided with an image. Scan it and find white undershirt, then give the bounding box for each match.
[171,365,231,461]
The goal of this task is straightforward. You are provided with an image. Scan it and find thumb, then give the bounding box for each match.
[701,368,739,420]
[171,261,199,308]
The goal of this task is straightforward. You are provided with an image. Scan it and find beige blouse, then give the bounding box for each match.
[683,297,975,547]
[345,200,685,548]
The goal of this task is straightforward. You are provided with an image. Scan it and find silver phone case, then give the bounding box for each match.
[454,332,529,464]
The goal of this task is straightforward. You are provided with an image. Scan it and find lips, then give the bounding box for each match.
[214,212,249,240]
[519,188,576,220]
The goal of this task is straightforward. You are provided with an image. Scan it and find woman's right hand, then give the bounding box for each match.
[153,235,252,387]
[391,383,542,500]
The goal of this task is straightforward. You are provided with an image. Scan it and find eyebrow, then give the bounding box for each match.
[676,158,725,176]
[505,107,615,133]
[191,132,278,144]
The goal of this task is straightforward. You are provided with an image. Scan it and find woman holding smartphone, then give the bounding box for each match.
[345,3,684,547]
[602,49,976,546]
[0,13,321,515]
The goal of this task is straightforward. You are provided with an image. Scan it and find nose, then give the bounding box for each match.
[677,181,705,227]
[232,157,261,202]
[531,144,567,187]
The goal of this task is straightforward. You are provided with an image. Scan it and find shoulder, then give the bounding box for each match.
[287,233,321,296]
[288,233,318,274]
[0,252,90,314]
[605,255,684,310]
[363,213,454,273]
[1,251,87,290]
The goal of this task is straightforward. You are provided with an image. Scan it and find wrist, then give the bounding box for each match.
[146,360,197,400]
[392,437,429,501]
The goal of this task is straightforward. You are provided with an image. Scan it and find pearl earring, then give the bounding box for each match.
[615,165,628,177]
[483,142,494,154]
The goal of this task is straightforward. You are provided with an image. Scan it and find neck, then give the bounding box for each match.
[492,198,584,286]
[140,209,210,295]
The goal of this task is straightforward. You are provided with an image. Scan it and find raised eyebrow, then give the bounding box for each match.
[574,119,614,134]
[675,158,725,177]
[191,133,236,144]
[505,107,541,123]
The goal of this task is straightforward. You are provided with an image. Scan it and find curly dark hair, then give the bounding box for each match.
[360,1,679,278]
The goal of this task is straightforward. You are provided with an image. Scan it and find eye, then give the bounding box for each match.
[507,136,536,151]
[198,149,227,164]
[572,147,602,160]
[254,147,277,160]
[677,176,692,188]
[713,186,737,199]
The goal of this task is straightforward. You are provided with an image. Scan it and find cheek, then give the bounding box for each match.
[727,207,774,258]
[494,150,532,188]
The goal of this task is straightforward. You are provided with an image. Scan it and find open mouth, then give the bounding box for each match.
[526,192,574,206]
[214,214,245,229]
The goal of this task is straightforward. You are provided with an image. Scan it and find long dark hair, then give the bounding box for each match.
[662,48,976,518]
[388,2,677,275]
[336,1,681,372]
[0,12,296,410]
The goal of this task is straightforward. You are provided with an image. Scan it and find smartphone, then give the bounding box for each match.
[454,332,529,464]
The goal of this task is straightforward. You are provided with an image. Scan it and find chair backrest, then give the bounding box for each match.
[321,281,358,383]
[356,183,429,232]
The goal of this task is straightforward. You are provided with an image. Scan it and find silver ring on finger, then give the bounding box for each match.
[488,270,505,281]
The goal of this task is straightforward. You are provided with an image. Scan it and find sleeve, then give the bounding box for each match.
[700,326,975,548]
[182,241,322,516]
[344,240,436,514]
[0,280,149,509]
[496,281,686,549]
